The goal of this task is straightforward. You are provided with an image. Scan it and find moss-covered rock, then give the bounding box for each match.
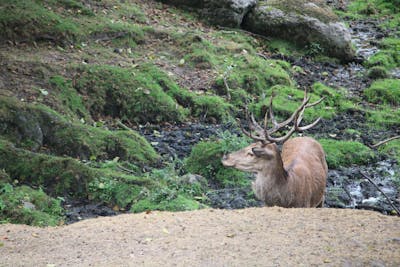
[364,79,400,106]
[0,183,64,226]
[250,83,354,123]
[319,139,376,168]
[0,0,82,43]
[243,0,355,61]
[0,139,97,197]
[0,0,147,45]
[73,64,188,123]
[214,55,292,96]
[0,96,159,163]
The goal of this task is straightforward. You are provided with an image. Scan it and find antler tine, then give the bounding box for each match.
[306,96,325,108]
[236,118,266,143]
[268,92,278,128]
[250,113,265,136]
[268,94,311,135]
[264,88,323,143]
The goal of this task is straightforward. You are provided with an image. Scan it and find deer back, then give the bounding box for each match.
[278,137,328,207]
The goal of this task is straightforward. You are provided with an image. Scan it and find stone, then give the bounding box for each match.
[242,0,355,62]
[158,0,257,27]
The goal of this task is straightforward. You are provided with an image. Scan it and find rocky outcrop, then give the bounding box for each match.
[157,0,355,62]
[242,0,355,62]
[157,0,257,27]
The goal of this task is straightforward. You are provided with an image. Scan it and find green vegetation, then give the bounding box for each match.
[364,79,400,128]
[1,0,399,226]
[73,64,188,123]
[0,183,64,226]
[366,106,400,128]
[49,75,91,122]
[377,139,400,164]
[0,0,148,45]
[366,38,400,70]
[251,83,354,122]
[364,79,400,106]
[0,96,158,163]
[185,131,252,187]
[319,139,376,168]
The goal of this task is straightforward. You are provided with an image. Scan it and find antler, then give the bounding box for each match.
[238,89,324,144]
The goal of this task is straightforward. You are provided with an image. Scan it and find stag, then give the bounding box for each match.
[222,90,328,208]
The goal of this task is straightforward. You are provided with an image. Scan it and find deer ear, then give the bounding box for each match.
[252,147,274,159]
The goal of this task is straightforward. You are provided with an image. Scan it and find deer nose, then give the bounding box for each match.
[222,154,229,161]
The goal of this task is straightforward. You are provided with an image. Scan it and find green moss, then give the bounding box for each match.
[0,183,64,226]
[0,0,82,43]
[131,195,201,213]
[378,139,400,163]
[0,96,159,164]
[49,75,91,122]
[367,66,389,79]
[74,64,188,123]
[366,105,400,128]
[319,139,376,168]
[346,0,400,16]
[185,132,251,187]
[0,0,148,46]
[251,83,353,123]
[262,0,339,23]
[216,55,292,96]
[0,139,96,196]
[364,79,400,105]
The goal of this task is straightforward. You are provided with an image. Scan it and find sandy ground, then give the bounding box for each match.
[1,207,400,267]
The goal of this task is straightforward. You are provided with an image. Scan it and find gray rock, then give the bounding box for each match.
[158,0,257,27]
[242,0,355,62]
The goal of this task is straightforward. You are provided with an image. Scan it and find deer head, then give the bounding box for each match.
[222,89,324,173]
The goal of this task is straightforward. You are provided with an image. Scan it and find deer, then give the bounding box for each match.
[222,89,328,208]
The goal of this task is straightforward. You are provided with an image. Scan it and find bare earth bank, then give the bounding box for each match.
[1,207,400,266]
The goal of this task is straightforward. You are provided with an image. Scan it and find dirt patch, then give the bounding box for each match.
[1,207,400,266]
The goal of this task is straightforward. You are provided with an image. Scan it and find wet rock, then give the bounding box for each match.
[157,0,257,27]
[180,174,208,186]
[65,202,118,224]
[243,0,355,62]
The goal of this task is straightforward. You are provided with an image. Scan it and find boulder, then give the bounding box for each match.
[157,0,257,27]
[242,0,355,62]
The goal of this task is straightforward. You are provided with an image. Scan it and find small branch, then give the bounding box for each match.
[223,76,232,101]
[117,120,133,131]
[116,164,137,174]
[370,136,400,148]
[360,171,400,216]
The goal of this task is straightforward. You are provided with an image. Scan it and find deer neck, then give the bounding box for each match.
[258,151,288,185]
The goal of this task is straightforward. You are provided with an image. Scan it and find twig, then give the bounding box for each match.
[117,120,133,131]
[370,136,400,148]
[116,164,137,174]
[360,171,400,216]
[223,76,232,101]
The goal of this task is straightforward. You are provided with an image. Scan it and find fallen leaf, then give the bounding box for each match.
[32,233,39,238]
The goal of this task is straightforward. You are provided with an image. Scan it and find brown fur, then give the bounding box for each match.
[222,137,328,208]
